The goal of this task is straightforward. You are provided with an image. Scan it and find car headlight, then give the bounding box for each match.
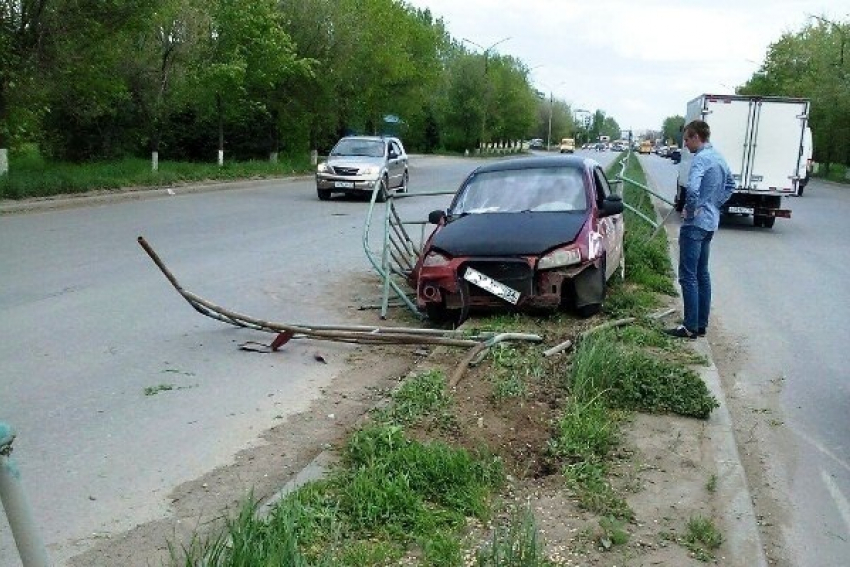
[317,162,330,173]
[360,165,380,177]
[538,247,582,270]
[422,251,451,267]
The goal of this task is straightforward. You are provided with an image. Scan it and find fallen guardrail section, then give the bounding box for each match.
[138,236,542,355]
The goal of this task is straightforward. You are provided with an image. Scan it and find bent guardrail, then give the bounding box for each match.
[0,422,50,567]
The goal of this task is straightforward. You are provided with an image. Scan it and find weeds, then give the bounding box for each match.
[683,516,723,561]
[475,506,556,567]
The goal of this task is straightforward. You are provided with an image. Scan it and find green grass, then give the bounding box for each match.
[370,369,455,429]
[0,149,313,200]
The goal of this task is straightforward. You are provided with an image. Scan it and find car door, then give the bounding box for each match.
[592,167,624,279]
[387,139,404,188]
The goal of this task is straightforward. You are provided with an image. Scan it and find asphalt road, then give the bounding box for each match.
[640,153,850,566]
[0,150,618,565]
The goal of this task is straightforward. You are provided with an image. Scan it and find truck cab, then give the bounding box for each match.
[559,138,575,153]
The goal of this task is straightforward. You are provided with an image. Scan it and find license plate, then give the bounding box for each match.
[334,181,354,189]
[463,267,521,305]
[728,206,754,214]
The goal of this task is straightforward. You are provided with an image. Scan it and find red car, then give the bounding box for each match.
[409,156,624,323]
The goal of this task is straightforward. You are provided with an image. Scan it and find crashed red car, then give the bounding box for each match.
[409,156,624,322]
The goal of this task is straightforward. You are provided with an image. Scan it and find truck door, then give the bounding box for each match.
[747,100,809,193]
[701,97,754,189]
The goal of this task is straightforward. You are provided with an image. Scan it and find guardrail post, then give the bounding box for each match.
[0,422,50,567]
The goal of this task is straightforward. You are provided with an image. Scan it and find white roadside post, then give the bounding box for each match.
[0,423,50,567]
[0,148,8,175]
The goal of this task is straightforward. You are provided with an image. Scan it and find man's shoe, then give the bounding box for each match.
[663,325,698,340]
[697,327,706,337]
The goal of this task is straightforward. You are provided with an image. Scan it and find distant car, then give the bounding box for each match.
[315,136,408,201]
[410,156,625,323]
[528,138,545,149]
[559,138,576,153]
[639,140,652,154]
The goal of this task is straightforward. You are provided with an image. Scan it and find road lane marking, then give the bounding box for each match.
[795,429,850,475]
[821,469,850,537]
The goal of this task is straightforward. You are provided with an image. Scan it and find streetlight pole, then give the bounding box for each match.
[547,92,553,151]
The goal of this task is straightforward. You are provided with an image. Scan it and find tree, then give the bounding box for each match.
[662,115,685,146]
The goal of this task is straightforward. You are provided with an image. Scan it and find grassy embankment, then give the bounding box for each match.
[0,147,314,200]
[163,152,724,566]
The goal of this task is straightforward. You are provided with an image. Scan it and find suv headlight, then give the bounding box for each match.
[317,162,330,173]
[360,165,380,177]
[538,247,582,270]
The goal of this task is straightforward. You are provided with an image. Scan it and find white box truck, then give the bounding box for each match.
[677,94,811,228]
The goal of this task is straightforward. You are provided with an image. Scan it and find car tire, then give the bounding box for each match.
[317,187,331,201]
[399,170,409,193]
[374,177,388,203]
[425,302,460,326]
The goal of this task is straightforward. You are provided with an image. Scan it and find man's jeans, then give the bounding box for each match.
[678,225,714,332]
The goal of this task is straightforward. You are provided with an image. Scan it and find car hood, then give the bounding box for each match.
[430,212,588,257]
[327,156,385,169]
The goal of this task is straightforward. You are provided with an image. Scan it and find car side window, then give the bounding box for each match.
[593,168,611,205]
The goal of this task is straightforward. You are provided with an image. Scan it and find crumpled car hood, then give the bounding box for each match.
[430,212,588,257]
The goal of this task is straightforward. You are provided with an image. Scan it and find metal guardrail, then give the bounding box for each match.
[0,422,50,567]
[362,186,456,319]
[615,150,678,240]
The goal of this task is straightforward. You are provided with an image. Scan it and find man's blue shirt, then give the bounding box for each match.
[684,143,736,232]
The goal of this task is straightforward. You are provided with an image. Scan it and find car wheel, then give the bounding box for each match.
[761,216,776,228]
[317,187,331,201]
[374,177,388,203]
[399,170,409,193]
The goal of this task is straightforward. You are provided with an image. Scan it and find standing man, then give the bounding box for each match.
[664,120,735,339]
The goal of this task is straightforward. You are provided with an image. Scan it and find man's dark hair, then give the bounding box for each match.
[684,120,710,142]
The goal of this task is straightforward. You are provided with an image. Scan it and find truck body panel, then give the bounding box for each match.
[679,94,810,227]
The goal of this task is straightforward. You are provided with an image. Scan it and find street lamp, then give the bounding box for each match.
[543,82,566,151]
[461,36,511,74]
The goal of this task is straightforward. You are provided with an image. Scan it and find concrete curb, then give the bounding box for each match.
[643,159,769,567]
[0,175,313,215]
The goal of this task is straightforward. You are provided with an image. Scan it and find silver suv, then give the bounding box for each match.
[316,136,409,201]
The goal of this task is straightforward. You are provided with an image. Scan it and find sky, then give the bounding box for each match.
[404,0,849,133]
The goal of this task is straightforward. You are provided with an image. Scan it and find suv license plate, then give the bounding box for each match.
[334,181,354,189]
[728,206,754,214]
[463,267,521,305]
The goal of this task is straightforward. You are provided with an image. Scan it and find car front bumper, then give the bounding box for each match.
[316,175,380,193]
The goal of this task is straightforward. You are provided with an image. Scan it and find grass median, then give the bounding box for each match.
[0,148,313,200]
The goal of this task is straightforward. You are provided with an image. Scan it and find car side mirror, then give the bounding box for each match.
[428,210,446,225]
[600,195,624,217]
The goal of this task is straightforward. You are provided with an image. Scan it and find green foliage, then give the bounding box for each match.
[662,115,685,145]
[738,16,850,168]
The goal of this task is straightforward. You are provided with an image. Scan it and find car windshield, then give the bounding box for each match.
[330,139,385,157]
[450,167,588,214]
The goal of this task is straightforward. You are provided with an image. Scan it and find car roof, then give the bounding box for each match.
[337,135,396,143]
[471,155,597,174]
